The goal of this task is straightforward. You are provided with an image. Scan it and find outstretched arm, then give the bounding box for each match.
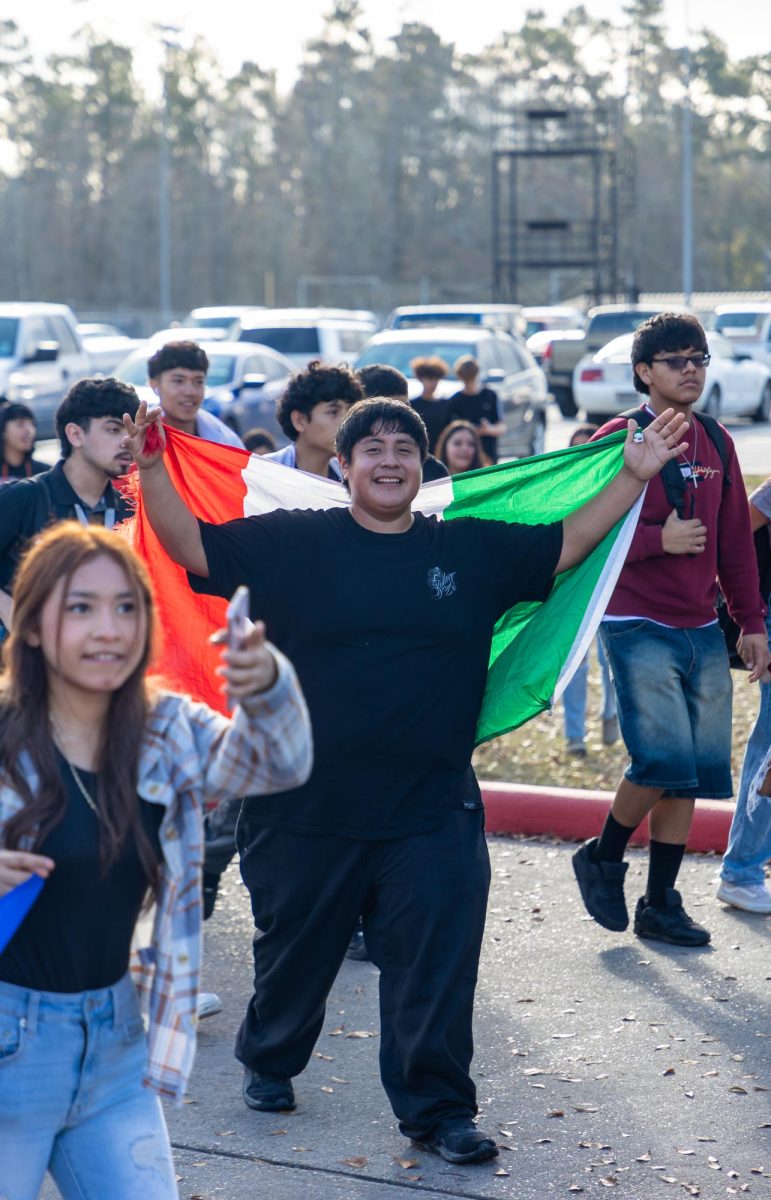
[555,408,689,575]
[122,401,209,578]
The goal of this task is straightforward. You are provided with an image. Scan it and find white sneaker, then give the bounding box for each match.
[197,991,224,1019]
[716,879,771,914]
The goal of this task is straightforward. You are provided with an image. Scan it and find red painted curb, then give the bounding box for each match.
[480,781,733,855]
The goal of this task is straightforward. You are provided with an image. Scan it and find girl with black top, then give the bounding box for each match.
[0,401,48,483]
[435,419,491,476]
[0,522,311,1198]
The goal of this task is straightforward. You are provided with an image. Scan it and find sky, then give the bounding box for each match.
[6,0,767,96]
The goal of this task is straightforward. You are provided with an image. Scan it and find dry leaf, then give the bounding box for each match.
[331,1076,348,1084]
[346,1030,378,1038]
[729,1085,748,1094]
[547,1110,566,1118]
[568,1187,584,1194]
[216,1130,235,1137]
[524,1067,546,1076]
[696,1136,717,1142]
[677,1149,696,1155]
[573,1104,599,1113]
[393,1157,418,1169]
[636,1153,652,1162]
[320,1086,334,1093]
[495,1168,510,1177]
[536,1137,552,1145]
[599,1177,618,1187]
[269,1129,288,1136]
[662,1067,676,1076]
[662,1176,677,1183]
[340,1156,368,1169]
[315,1053,333,1061]
[329,1027,344,1036]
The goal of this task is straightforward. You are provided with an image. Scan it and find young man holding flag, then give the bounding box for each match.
[123,395,688,1165]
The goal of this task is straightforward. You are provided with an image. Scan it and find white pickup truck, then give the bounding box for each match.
[712,304,771,369]
[0,303,93,438]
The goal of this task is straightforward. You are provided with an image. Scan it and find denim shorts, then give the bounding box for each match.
[0,972,177,1199]
[599,619,733,799]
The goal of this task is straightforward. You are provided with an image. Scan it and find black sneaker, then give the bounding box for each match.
[572,837,629,930]
[634,889,711,946]
[413,1119,498,1164]
[243,1068,296,1112]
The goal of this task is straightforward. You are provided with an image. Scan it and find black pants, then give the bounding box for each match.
[235,807,491,1138]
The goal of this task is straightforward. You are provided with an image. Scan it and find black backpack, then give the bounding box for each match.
[622,404,730,519]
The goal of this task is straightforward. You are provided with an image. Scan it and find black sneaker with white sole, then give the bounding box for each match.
[242,1069,296,1112]
[633,889,710,946]
[412,1120,498,1164]
[572,837,629,931]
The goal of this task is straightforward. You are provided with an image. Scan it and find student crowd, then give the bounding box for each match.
[0,313,769,1197]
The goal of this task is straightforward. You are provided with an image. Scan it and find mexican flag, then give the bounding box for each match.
[127,427,641,745]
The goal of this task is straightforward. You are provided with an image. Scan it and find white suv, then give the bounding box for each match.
[233,308,378,368]
[0,303,93,438]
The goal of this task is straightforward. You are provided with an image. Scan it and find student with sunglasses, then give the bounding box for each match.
[573,313,768,947]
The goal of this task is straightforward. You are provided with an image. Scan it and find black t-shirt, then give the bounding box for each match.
[190,507,561,839]
[410,397,451,454]
[0,755,163,992]
[447,388,502,461]
[422,455,450,482]
[0,458,48,484]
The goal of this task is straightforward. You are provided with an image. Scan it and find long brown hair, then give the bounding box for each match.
[435,420,491,474]
[0,523,160,894]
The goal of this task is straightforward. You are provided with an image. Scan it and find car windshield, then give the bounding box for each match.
[393,313,483,329]
[190,315,236,329]
[589,311,660,336]
[0,318,19,358]
[204,355,237,387]
[714,311,763,333]
[240,327,320,354]
[355,341,475,377]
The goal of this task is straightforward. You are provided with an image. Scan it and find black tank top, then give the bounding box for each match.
[0,754,163,992]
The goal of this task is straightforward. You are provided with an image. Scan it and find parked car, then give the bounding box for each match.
[522,306,585,338]
[233,308,379,368]
[112,340,293,441]
[0,302,93,438]
[182,306,262,337]
[572,331,771,424]
[354,326,548,458]
[710,303,771,369]
[385,303,526,338]
[547,304,680,416]
[76,322,141,374]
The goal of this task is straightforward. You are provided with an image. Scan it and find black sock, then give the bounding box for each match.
[645,840,686,906]
[593,812,637,863]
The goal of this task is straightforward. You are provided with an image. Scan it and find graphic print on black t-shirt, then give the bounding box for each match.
[191,507,560,839]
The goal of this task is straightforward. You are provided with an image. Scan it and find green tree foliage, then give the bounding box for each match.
[0,4,766,311]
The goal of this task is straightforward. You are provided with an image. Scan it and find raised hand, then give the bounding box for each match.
[212,620,278,700]
[122,399,166,469]
[623,409,689,482]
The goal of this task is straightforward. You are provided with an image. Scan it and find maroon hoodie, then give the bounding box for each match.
[593,414,766,635]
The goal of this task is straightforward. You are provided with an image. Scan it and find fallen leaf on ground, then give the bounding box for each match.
[573,1105,599,1113]
[599,1177,618,1187]
[495,1168,510,1177]
[662,1067,676,1076]
[320,1086,334,1093]
[393,1158,418,1169]
[315,1053,333,1061]
[547,1110,566,1118]
[340,1156,368,1168]
[524,1067,546,1076]
[269,1129,287,1136]
[636,1153,652,1162]
[346,1030,378,1038]
[568,1187,584,1194]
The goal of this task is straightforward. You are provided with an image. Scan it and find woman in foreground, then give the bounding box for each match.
[0,522,311,1198]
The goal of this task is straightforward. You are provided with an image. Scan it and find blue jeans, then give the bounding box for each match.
[721,611,771,885]
[599,619,733,798]
[562,638,616,742]
[0,973,177,1199]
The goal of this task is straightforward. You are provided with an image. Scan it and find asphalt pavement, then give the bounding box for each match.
[77,836,768,1200]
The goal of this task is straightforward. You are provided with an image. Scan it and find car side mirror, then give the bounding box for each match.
[23,340,59,364]
[239,373,268,391]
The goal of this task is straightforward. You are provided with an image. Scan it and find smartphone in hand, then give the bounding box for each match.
[226,585,251,653]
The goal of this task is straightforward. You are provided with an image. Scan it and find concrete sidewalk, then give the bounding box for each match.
[155,836,770,1200]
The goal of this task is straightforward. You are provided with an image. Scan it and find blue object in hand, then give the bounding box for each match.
[0,874,45,954]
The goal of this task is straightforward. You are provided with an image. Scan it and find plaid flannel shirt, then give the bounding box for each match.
[0,646,312,1104]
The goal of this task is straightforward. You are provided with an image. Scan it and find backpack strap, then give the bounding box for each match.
[620,405,730,518]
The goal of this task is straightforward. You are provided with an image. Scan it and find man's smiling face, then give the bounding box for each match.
[340,425,423,520]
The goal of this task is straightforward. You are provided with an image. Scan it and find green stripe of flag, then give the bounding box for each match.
[443,431,637,744]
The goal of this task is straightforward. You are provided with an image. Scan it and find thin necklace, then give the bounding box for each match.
[50,715,101,818]
[65,758,101,819]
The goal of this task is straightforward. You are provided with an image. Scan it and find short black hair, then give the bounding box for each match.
[147,340,209,380]
[357,364,409,400]
[55,377,140,459]
[0,402,36,462]
[276,361,363,442]
[336,398,428,464]
[631,313,708,395]
[243,427,277,453]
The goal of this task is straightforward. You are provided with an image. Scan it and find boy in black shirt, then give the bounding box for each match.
[448,355,506,462]
[124,395,691,1165]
